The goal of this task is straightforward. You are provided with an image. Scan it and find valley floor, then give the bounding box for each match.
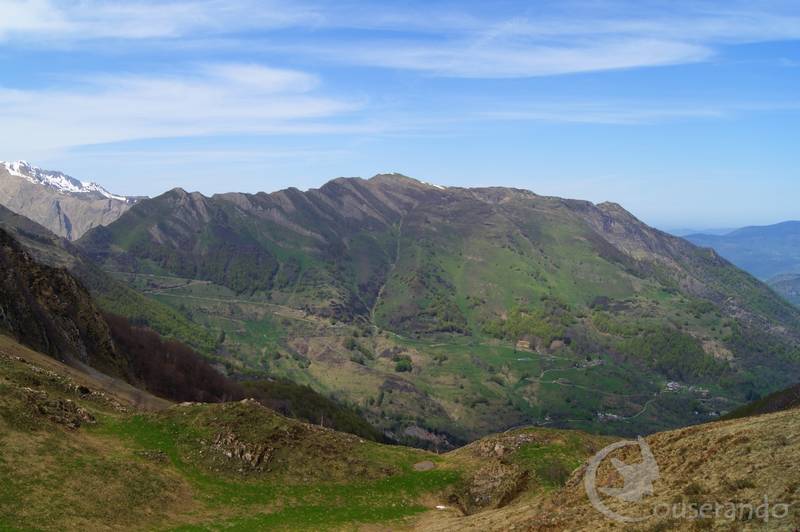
[116,271,734,448]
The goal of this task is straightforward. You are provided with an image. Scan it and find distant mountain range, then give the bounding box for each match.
[684,221,800,307]
[0,161,140,240]
[667,227,736,237]
[685,221,800,280]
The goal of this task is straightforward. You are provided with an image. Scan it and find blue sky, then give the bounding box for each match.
[0,0,799,229]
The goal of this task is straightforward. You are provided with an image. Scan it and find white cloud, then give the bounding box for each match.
[3,1,800,78]
[481,102,726,125]
[0,0,68,35]
[0,0,320,41]
[269,2,800,78]
[320,38,711,78]
[0,63,359,151]
[479,99,800,125]
[200,64,319,93]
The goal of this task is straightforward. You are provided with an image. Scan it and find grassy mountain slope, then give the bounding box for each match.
[721,381,800,420]
[103,312,383,441]
[0,204,216,352]
[1,334,798,530]
[769,273,800,307]
[421,406,800,531]
[686,220,800,280]
[0,224,381,440]
[76,176,800,442]
[0,337,600,530]
[0,228,126,377]
[79,177,432,320]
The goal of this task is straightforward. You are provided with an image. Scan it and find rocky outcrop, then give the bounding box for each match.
[24,387,96,429]
[449,461,529,515]
[210,431,274,471]
[0,227,128,378]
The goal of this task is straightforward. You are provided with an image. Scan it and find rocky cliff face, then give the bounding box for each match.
[0,227,127,377]
[0,161,137,240]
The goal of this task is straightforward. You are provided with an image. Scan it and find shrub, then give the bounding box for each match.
[395,358,412,372]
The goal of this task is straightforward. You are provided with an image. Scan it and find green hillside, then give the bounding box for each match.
[0,336,609,531]
[0,220,381,441]
[0,204,216,353]
[77,176,800,444]
[721,381,800,420]
[2,333,799,531]
[769,273,800,307]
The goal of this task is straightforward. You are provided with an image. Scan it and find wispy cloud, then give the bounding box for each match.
[0,63,359,151]
[480,99,800,125]
[307,38,712,78]
[2,1,799,155]
[4,1,800,78]
[271,2,800,78]
[481,102,726,125]
[0,0,320,41]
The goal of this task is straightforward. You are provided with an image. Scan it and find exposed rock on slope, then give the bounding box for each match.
[0,203,216,352]
[0,228,126,377]
[0,161,138,240]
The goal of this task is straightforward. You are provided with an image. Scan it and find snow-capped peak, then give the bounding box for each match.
[1,160,132,203]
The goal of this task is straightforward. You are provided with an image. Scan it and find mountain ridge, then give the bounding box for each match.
[0,160,141,240]
[1,161,135,202]
[686,220,800,281]
[75,173,800,442]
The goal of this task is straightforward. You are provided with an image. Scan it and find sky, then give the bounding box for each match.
[0,0,799,230]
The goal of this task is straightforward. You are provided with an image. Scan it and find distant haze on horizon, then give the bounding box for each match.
[1,0,798,228]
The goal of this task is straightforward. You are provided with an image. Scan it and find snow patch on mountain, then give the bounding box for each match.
[421,180,446,190]
[1,161,132,203]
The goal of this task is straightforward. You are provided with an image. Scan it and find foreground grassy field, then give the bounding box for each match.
[2,334,799,531]
[0,335,609,531]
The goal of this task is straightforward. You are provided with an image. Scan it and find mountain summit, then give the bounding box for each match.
[1,161,132,202]
[0,161,140,240]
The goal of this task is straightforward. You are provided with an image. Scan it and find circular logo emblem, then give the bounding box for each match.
[584,437,660,523]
